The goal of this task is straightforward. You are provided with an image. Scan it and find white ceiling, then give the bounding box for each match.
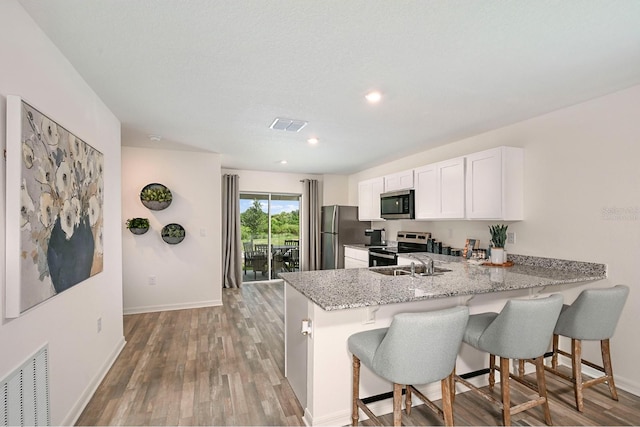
[18,1,640,174]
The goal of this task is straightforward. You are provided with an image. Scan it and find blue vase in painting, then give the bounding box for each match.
[47,215,95,293]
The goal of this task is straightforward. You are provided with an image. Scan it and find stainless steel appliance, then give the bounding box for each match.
[380,189,415,220]
[365,228,384,246]
[321,206,371,269]
[368,231,431,267]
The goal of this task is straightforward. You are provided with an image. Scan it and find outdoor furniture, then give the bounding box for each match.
[243,242,253,275]
[285,248,299,272]
[284,239,299,246]
[271,248,285,279]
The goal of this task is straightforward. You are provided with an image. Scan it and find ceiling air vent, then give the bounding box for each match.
[269,117,308,132]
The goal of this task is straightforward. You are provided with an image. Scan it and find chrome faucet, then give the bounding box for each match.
[407,254,434,275]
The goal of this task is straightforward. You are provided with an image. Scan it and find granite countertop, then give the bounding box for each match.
[278,254,607,311]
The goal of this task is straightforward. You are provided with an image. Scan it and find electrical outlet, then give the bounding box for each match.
[97,317,102,333]
[507,232,516,245]
[149,275,157,286]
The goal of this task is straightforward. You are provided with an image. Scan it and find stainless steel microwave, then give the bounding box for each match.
[380,189,415,220]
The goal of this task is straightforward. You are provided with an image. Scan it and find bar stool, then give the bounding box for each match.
[454,294,563,426]
[520,285,629,412]
[348,306,469,426]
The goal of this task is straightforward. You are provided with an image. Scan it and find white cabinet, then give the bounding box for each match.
[358,177,384,221]
[383,169,414,192]
[414,156,465,219]
[344,246,369,269]
[465,146,524,220]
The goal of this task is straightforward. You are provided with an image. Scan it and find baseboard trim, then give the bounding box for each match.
[123,299,223,315]
[62,336,126,426]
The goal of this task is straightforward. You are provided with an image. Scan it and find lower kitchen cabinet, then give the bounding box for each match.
[344,246,368,268]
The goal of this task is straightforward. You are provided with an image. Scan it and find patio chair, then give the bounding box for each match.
[284,239,299,247]
[243,242,253,275]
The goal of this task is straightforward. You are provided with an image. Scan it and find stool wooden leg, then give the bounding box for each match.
[450,366,457,405]
[441,373,455,426]
[572,338,584,412]
[500,357,511,426]
[489,354,496,390]
[405,382,412,415]
[535,356,553,425]
[352,355,360,426]
[551,334,559,369]
[601,339,619,401]
[518,359,525,377]
[393,383,403,427]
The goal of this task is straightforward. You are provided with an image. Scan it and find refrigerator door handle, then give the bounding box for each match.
[331,206,338,233]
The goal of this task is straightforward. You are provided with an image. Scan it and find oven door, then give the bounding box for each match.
[368,250,398,267]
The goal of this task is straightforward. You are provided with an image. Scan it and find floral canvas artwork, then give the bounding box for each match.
[17,100,104,313]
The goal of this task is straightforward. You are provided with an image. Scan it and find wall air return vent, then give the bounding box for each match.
[269,118,308,132]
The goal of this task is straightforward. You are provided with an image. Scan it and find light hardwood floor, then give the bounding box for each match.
[77,281,640,426]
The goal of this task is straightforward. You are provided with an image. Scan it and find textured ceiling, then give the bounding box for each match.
[18,0,640,174]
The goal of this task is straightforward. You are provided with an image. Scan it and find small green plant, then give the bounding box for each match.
[489,224,508,248]
[162,224,185,238]
[140,186,173,202]
[126,217,149,229]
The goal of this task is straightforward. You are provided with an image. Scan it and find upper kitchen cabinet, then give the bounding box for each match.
[358,177,384,221]
[465,146,524,220]
[383,169,414,192]
[415,156,465,219]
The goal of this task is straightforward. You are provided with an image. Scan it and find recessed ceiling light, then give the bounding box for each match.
[307,137,319,145]
[148,134,162,142]
[280,160,288,164]
[365,91,382,104]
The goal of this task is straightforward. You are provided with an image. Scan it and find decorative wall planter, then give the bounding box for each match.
[161,223,185,245]
[126,218,150,235]
[140,183,172,210]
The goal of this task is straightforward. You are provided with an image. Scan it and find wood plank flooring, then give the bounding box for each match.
[77,281,640,426]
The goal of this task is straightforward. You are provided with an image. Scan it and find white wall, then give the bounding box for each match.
[220,169,351,206]
[122,147,222,314]
[349,84,640,394]
[0,1,124,424]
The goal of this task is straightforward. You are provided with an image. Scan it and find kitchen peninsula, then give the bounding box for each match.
[279,254,606,426]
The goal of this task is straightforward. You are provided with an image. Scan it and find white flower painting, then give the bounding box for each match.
[17,100,104,313]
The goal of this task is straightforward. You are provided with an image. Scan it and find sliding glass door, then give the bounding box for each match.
[240,192,300,282]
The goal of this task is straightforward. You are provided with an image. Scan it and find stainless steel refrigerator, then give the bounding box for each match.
[321,205,371,269]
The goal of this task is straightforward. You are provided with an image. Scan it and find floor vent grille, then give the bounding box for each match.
[1,346,50,426]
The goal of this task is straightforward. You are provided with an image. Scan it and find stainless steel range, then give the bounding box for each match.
[368,231,431,267]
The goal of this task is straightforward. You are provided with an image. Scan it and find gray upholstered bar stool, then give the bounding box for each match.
[520,285,629,412]
[454,294,563,426]
[348,306,469,427]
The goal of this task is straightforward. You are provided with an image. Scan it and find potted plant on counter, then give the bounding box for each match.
[489,224,508,265]
[126,217,150,235]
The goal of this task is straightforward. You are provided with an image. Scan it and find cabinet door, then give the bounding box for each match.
[466,148,503,219]
[466,147,524,220]
[415,157,465,219]
[384,169,414,192]
[438,157,465,218]
[414,164,439,219]
[358,178,384,221]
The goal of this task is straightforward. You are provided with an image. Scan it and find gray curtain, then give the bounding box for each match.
[301,179,321,271]
[222,174,242,288]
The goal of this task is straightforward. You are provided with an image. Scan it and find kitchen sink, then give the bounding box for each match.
[370,265,452,277]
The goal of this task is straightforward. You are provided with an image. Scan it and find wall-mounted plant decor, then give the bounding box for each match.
[5,96,104,317]
[161,223,185,245]
[140,183,172,210]
[126,217,150,235]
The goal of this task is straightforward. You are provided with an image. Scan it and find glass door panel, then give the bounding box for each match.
[240,192,300,282]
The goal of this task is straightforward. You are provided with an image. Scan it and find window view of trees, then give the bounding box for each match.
[241,198,299,245]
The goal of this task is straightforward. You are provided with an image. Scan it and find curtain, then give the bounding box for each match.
[301,179,321,271]
[222,174,242,288]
